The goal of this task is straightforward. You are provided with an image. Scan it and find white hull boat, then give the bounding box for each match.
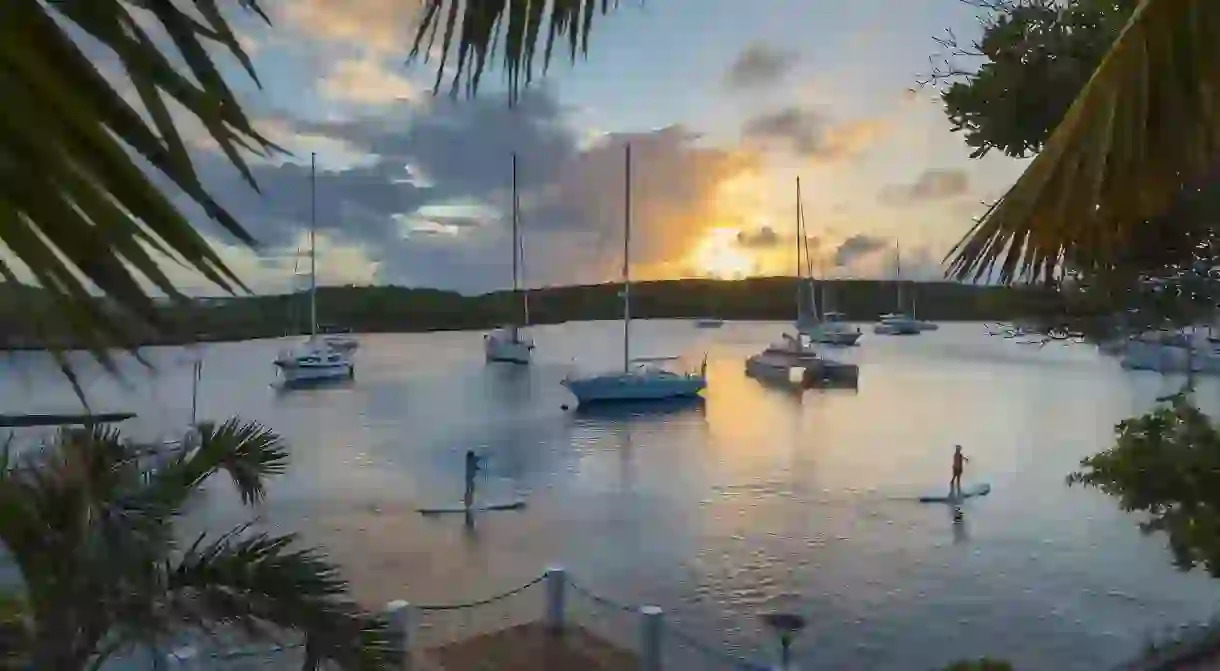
[486,153,534,365]
[275,153,356,388]
[799,312,861,346]
[485,326,534,364]
[275,339,354,385]
[873,243,924,336]
[562,144,707,406]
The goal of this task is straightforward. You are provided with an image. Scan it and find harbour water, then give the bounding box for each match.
[5,320,1220,670]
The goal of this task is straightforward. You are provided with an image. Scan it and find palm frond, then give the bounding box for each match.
[1,1,280,368]
[947,0,1220,284]
[152,527,396,670]
[410,0,630,103]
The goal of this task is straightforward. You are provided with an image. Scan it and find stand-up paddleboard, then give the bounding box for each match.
[918,483,991,503]
[418,499,527,515]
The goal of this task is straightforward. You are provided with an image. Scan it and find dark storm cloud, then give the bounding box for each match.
[724,44,797,90]
[741,107,828,157]
[878,169,970,205]
[185,89,759,293]
[833,234,890,267]
[736,226,780,248]
[740,106,885,160]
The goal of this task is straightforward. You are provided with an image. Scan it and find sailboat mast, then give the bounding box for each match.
[894,241,903,313]
[795,177,802,317]
[309,152,317,339]
[623,143,632,373]
[511,153,520,296]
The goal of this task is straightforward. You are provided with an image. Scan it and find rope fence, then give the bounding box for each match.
[154,564,1220,670]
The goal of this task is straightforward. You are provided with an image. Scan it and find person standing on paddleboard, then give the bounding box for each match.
[464,450,482,509]
[950,445,968,496]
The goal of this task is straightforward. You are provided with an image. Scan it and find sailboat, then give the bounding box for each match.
[873,241,921,335]
[794,195,861,346]
[561,144,707,405]
[273,153,355,386]
[485,153,536,364]
[746,177,858,387]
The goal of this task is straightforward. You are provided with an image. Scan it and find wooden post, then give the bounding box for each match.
[639,605,663,671]
[546,566,567,633]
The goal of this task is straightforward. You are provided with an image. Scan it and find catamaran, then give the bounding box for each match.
[561,144,707,405]
[485,153,535,364]
[793,192,861,346]
[273,153,355,386]
[747,177,858,386]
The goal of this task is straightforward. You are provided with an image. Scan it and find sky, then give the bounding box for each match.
[94,0,1033,296]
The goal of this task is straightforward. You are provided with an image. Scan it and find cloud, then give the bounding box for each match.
[741,107,887,160]
[878,169,970,205]
[736,226,780,249]
[724,44,796,90]
[320,54,417,105]
[833,234,890,267]
[277,0,422,54]
[181,89,760,293]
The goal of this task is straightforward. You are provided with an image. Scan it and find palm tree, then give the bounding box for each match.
[0,419,395,670]
[946,0,1220,284]
[4,0,630,369]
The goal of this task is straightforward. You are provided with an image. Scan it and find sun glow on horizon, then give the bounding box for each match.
[689,227,759,279]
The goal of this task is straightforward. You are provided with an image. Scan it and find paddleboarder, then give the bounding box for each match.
[464,450,482,509]
[949,444,968,496]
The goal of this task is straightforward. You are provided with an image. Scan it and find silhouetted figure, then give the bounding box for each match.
[464,450,481,509]
[950,444,969,496]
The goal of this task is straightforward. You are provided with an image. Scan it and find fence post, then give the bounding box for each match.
[386,600,415,670]
[546,566,567,633]
[639,605,663,671]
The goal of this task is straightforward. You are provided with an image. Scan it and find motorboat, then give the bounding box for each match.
[694,317,725,329]
[561,144,707,406]
[485,153,535,365]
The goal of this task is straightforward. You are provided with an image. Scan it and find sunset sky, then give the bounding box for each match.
[136,0,1031,295]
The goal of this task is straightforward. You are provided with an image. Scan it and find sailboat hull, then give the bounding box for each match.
[485,328,534,364]
[561,372,706,405]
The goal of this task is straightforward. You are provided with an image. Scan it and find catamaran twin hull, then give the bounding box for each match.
[561,373,706,405]
[274,351,354,386]
[745,352,859,388]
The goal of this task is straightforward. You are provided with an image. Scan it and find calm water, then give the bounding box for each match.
[6,321,1220,670]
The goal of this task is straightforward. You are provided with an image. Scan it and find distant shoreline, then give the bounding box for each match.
[0,278,1039,352]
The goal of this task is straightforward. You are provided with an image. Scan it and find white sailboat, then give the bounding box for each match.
[561,144,707,405]
[794,192,861,346]
[273,153,355,386]
[873,241,922,335]
[485,153,536,364]
[747,177,858,386]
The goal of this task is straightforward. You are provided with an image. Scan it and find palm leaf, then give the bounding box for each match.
[947,0,1220,284]
[1,1,280,371]
[156,527,396,670]
[410,0,631,103]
